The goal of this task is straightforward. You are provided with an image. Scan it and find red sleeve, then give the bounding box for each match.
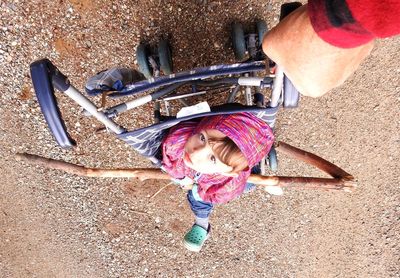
[308,0,400,48]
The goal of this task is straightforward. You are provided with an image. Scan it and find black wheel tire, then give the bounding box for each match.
[158,40,173,75]
[256,20,268,47]
[268,146,278,172]
[283,75,300,108]
[231,22,246,60]
[280,2,302,21]
[136,43,153,79]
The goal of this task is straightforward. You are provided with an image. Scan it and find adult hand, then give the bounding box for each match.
[262,4,374,97]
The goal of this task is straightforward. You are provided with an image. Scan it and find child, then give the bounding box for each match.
[162,112,274,252]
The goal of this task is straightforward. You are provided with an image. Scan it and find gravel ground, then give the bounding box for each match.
[1,0,399,277]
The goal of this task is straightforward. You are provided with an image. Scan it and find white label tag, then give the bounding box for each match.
[176,101,211,118]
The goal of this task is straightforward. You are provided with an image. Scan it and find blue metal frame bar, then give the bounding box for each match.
[108,61,266,98]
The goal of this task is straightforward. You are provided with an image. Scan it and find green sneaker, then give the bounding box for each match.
[183,224,211,252]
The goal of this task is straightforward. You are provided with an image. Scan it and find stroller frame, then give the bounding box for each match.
[29,2,305,170]
[30,58,295,169]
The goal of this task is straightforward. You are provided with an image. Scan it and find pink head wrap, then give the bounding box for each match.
[194,113,274,168]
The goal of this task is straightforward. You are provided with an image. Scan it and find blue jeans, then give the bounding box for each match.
[187,189,213,218]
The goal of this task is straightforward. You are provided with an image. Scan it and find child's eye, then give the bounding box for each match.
[200,133,206,142]
[210,155,216,164]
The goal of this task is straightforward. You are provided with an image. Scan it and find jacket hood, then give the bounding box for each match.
[194,112,274,168]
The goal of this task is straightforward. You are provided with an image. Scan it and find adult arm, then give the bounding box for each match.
[262,1,400,98]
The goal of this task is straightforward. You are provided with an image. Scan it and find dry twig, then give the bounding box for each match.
[150,182,172,199]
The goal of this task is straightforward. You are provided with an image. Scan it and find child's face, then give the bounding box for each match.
[183,129,235,175]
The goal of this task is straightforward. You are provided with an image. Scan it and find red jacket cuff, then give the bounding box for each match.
[308,0,374,48]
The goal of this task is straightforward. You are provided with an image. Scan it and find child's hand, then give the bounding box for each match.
[172,177,194,190]
[180,183,194,191]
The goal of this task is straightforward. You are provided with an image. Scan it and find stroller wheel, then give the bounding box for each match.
[256,20,268,47]
[158,39,173,75]
[231,22,246,60]
[282,75,300,108]
[280,2,302,21]
[136,43,153,79]
[268,146,278,172]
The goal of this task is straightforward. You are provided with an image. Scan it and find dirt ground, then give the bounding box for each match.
[0,0,399,277]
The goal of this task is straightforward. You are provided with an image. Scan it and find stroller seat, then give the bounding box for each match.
[118,103,278,164]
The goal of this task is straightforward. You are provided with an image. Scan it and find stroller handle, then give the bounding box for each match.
[30,59,75,149]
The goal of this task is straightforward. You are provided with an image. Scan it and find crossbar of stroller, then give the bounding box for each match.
[108,61,267,98]
[105,76,272,116]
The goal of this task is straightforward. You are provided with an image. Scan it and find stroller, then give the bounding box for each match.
[30,3,302,174]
